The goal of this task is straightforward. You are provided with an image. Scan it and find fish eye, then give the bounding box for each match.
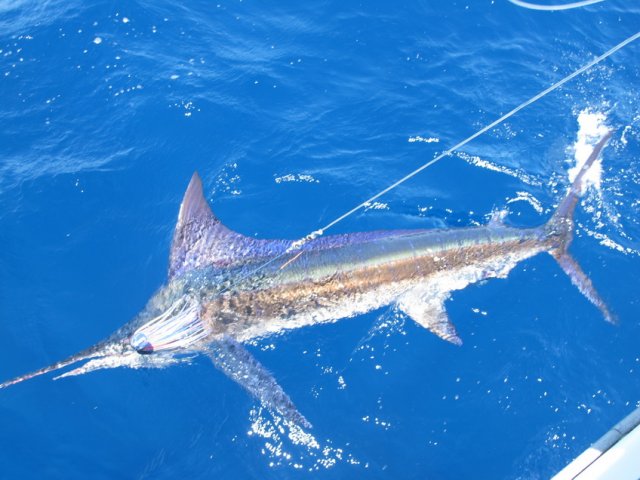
[130,332,154,354]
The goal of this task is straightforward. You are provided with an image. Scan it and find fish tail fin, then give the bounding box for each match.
[544,131,615,323]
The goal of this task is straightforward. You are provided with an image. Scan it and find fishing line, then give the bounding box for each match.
[507,0,606,11]
[208,30,640,300]
[311,30,640,242]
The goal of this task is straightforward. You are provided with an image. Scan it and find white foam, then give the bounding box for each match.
[274,173,319,184]
[566,111,640,257]
[408,135,440,144]
[506,191,545,214]
[363,201,389,211]
[580,225,638,256]
[567,110,610,192]
[457,151,542,186]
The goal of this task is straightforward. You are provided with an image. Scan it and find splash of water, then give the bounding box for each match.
[568,110,609,192]
[568,109,640,256]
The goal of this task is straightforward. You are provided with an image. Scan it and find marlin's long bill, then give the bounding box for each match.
[0,132,615,429]
[0,341,115,389]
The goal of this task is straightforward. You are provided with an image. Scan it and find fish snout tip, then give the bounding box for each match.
[130,332,154,354]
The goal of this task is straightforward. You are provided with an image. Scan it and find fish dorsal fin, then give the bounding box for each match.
[169,172,262,278]
[176,172,217,229]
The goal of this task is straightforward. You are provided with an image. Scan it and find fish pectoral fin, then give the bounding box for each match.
[397,290,462,346]
[206,337,312,428]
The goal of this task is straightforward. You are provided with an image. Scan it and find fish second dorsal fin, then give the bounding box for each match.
[169,172,273,278]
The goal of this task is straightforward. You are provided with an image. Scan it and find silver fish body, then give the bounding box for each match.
[193,225,545,342]
[0,132,615,428]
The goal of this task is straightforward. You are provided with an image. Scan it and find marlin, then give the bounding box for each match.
[0,133,614,427]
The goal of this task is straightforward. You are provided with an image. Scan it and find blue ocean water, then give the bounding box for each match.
[1,1,639,478]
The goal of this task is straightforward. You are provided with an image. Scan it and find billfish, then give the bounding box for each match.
[0,133,614,427]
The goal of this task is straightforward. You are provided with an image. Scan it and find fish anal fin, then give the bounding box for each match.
[552,251,616,324]
[397,290,462,346]
[207,338,312,429]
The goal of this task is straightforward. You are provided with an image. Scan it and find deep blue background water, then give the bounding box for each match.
[1,1,639,478]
